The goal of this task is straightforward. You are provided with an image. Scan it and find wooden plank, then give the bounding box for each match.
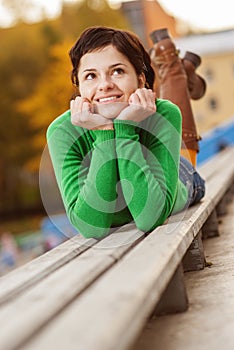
[0,234,97,305]
[20,157,234,350]
[198,154,234,210]
[20,213,204,350]
[0,146,233,350]
[18,221,196,350]
[198,147,234,181]
[0,223,145,350]
[132,194,234,350]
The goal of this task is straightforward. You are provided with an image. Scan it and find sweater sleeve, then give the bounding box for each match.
[47,117,117,239]
[114,99,182,232]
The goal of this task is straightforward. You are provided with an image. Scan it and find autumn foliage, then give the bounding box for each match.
[0,0,130,216]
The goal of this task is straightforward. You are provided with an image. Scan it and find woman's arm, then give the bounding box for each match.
[114,99,182,232]
[47,113,118,239]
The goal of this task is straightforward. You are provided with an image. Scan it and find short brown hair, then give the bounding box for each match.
[69,26,155,90]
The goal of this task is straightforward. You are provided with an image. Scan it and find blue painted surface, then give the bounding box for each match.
[197,117,234,165]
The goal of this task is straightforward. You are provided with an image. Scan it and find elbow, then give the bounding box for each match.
[134,206,170,233]
[135,216,165,233]
[69,212,111,239]
[79,227,110,240]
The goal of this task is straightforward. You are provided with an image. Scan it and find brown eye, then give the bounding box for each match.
[86,73,95,80]
[113,68,124,76]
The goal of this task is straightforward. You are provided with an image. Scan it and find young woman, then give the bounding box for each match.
[47,26,205,239]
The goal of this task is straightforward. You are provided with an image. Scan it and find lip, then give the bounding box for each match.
[95,94,123,104]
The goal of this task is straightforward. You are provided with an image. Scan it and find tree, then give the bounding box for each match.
[18,41,74,172]
[0,0,130,216]
[60,0,129,38]
[0,22,56,216]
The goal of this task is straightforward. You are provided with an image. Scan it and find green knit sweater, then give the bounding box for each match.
[47,98,188,238]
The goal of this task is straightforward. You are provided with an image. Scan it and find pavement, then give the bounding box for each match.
[132,193,234,350]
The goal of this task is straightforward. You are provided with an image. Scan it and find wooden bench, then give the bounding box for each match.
[0,146,234,350]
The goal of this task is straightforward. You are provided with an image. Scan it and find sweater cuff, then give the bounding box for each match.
[90,129,115,143]
[114,120,138,137]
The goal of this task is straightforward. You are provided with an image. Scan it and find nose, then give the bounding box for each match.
[97,74,114,91]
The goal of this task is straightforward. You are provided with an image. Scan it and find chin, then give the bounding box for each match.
[93,102,129,119]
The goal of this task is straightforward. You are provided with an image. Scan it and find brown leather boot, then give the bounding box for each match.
[182,51,207,100]
[150,28,200,153]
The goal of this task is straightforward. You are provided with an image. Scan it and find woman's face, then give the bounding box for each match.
[77,45,145,116]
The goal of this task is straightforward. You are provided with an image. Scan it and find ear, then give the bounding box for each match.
[138,73,146,88]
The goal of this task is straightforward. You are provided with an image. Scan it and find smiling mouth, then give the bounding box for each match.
[97,95,122,103]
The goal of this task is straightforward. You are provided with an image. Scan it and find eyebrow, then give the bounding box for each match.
[82,63,127,74]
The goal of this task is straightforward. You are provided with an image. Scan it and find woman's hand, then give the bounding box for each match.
[70,96,114,130]
[116,88,156,123]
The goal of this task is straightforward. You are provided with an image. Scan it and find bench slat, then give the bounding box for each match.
[0,235,97,305]
[0,224,144,350]
[198,146,234,180]
[0,148,231,306]
[0,147,233,350]
[20,148,234,350]
[20,218,200,350]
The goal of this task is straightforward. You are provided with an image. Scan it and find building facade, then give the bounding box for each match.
[175,30,234,133]
[121,0,179,48]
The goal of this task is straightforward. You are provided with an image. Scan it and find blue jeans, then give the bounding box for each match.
[179,156,206,208]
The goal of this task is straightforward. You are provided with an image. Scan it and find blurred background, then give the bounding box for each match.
[0,0,233,275]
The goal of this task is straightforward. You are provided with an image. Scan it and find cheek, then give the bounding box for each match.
[79,84,93,99]
[125,76,139,91]
[123,87,136,100]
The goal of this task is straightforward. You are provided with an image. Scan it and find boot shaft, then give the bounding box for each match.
[149,28,201,152]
